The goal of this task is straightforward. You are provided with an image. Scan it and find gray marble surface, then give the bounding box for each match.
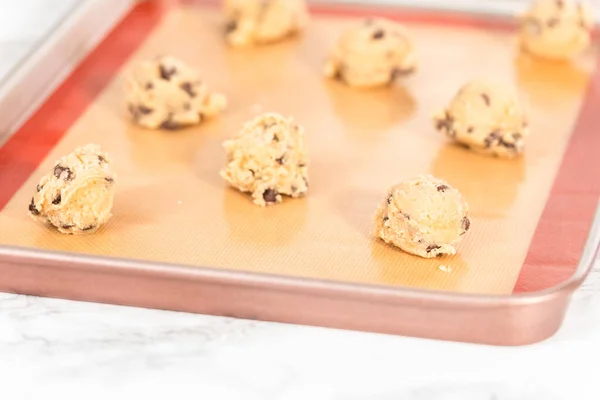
[1,1,600,399]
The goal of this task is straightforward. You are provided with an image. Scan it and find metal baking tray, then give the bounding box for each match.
[0,0,599,346]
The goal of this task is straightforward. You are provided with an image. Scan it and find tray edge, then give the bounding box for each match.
[0,0,136,145]
[0,0,598,346]
[1,202,597,346]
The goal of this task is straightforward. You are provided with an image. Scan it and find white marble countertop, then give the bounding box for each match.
[1,1,600,399]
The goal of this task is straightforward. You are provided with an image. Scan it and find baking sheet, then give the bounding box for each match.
[0,3,596,295]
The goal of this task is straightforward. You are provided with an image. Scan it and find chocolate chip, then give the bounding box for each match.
[547,17,559,27]
[333,65,345,81]
[159,115,180,130]
[129,104,153,120]
[501,140,517,150]
[105,177,114,183]
[53,165,73,181]
[82,225,95,231]
[426,245,441,253]
[291,185,298,193]
[159,64,177,81]
[298,163,306,168]
[28,198,39,215]
[272,135,279,143]
[435,118,451,131]
[462,216,471,233]
[98,155,106,164]
[399,66,415,76]
[467,126,474,134]
[275,157,284,165]
[263,189,278,203]
[390,66,415,82]
[249,169,255,176]
[36,184,42,192]
[484,131,501,148]
[145,82,154,90]
[52,195,61,205]
[481,93,490,106]
[387,196,393,204]
[437,185,448,192]
[383,216,389,222]
[486,132,519,151]
[138,105,153,115]
[180,82,196,97]
[160,120,180,130]
[302,176,309,188]
[436,115,456,138]
[372,29,385,40]
[225,19,238,33]
[402,212,410,220]
[62,224,74,229]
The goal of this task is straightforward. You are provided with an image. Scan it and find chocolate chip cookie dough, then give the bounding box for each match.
[224,0,309,47]
[519,0,593,60]
[220,113,309,206]
[28,144,116,234]
[324,18,417,88]
[374,175,470,259]
[433,81,529,158]
[125,55,227,130]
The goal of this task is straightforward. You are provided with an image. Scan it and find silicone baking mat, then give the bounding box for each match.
[0,0,599,296]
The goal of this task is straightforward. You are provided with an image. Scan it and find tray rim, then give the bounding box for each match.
[0,0,599,346]
[0,0,136,145]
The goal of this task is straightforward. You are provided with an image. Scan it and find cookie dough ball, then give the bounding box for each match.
[224,0,309,47]
[519,0,593,60]
[374,175,470,258]
[125,55,227,130]
[28,144,116,234]
[433,81,529,158]
[324,18,416,88]
[220,113,309,206]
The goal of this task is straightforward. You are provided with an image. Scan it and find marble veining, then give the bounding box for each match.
[0,263,598,399]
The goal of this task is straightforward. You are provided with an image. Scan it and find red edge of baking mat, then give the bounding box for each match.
[0,1,164,211]
[0,0,598,293]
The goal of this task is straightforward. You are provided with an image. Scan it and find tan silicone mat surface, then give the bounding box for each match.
[0,5,596,294]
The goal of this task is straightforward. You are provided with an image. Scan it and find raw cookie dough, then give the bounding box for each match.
[28,144,116,234]
[220,112,309,206]
[324,18,417,88]
[519,0,593,60]
[374,175,470,259]
[433,81,529,158]
[125,55,227,130]
[224,0,309,47]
